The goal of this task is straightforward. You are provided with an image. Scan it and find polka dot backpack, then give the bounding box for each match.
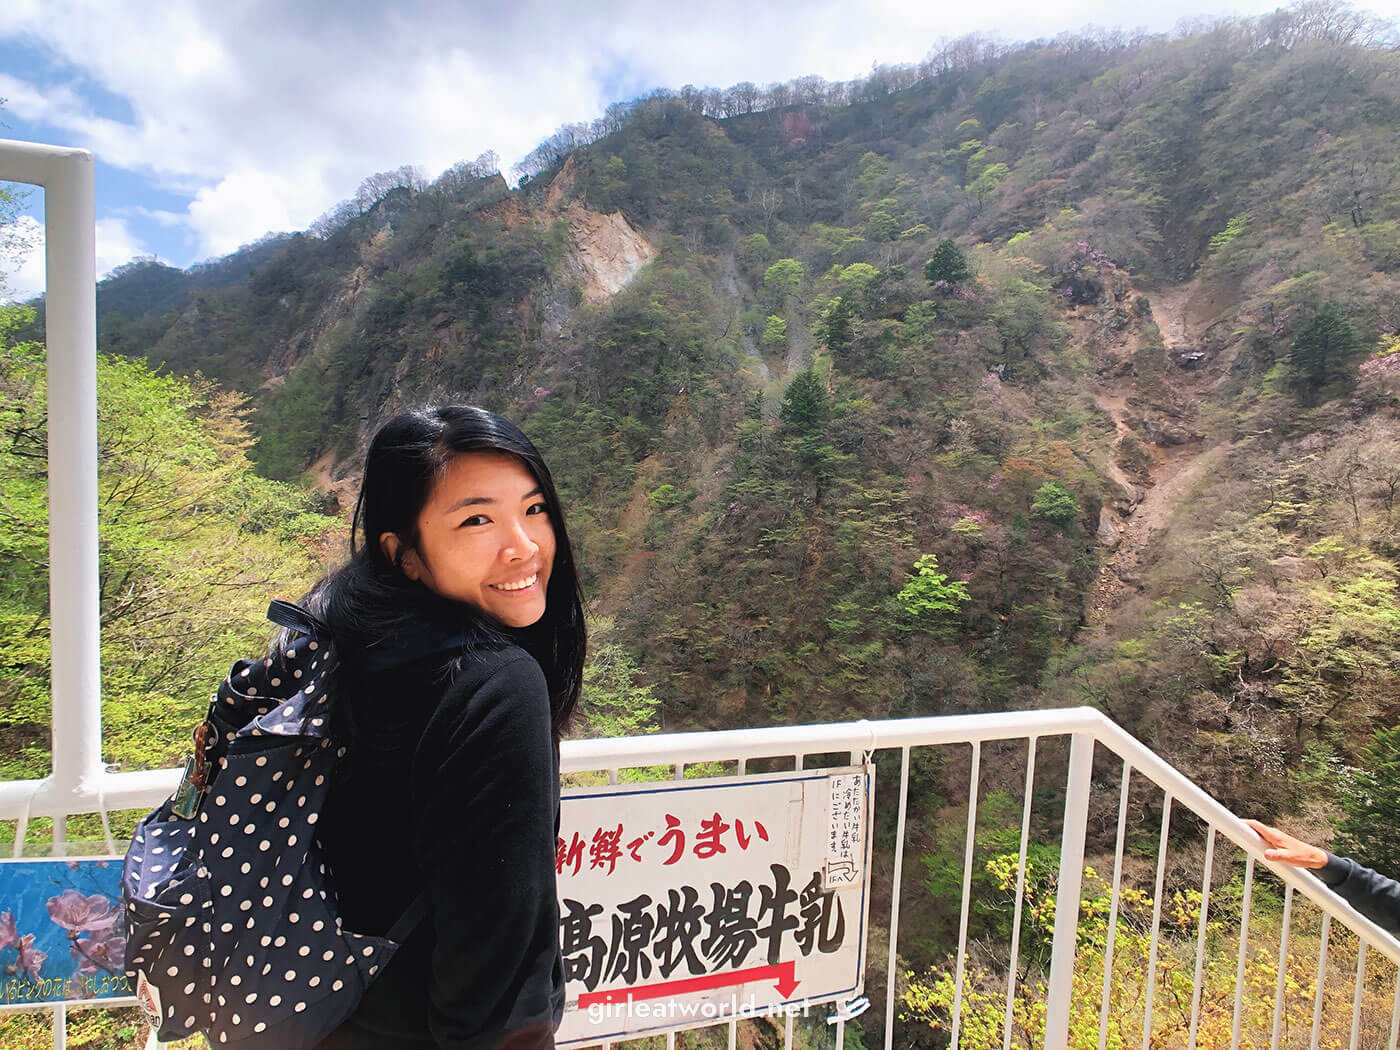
[121,601,429,1048]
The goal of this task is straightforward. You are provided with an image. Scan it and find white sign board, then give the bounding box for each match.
[555,765,874,1045]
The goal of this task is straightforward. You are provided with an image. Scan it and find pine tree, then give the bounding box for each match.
[779,369,828,432]
[1289,300,1362,397]
[924,239,972,288]
[816,296,856,354]
[1334,725,1400,876]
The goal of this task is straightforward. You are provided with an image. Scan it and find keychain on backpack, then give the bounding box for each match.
[170,722,213,819]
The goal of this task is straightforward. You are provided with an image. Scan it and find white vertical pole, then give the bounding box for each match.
[1098,762,1131,1050]
[1271,886,1295,1050]
[0,141,102,823]
[1142,794,1173,1050]
[1230,856,1255,1050]
[950,741,982,1049]
[1389,965,1400,1050]
[883,747,911,1050]
[43,146,101,818]
[1045,733,1093,1050]
[1309,914,1332,1050]
[1187,826,1216,1049]
[1349,941,1368,1050]
[1004,737,1039,1050]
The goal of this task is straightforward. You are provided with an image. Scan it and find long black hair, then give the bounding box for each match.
[297,405,585,735]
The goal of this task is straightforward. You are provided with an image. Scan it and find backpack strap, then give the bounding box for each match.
[387,887,433,944]
[267,600,328,637]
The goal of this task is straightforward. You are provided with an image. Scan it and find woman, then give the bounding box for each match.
[306,405,586,1050]
[1247,820,1400,937]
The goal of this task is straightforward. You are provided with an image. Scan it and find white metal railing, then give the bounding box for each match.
[5,709,1400,1049]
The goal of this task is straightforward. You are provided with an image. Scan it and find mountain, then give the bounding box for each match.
[87,5,1400,821]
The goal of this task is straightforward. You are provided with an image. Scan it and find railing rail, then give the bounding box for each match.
[6,708,1400,1049]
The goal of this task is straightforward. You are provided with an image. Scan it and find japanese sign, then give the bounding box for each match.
[0,857,132,1007]
[556,765,874,1044]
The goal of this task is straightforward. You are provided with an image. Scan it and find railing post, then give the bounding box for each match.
[0,140,101,837]
[1045,732,1093,1050]
[43,145,101,824]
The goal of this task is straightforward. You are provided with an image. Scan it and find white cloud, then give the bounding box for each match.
[4,0,1387,265]
[95,216,149,275]
[3,215,45,303]
[2,214,149,302]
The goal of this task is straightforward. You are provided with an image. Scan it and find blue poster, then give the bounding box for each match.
[0,857,132,1007]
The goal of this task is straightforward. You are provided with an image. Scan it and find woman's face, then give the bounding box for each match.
[386,451,556,628]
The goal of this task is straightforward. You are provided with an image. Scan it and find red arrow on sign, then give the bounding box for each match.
[577,960,801,1008]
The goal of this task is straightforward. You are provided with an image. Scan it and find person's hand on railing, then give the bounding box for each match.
[1245,819,1328,869]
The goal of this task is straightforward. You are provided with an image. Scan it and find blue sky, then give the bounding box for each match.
[3,0,1395,301]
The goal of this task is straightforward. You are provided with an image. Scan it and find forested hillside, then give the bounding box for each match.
[5,4,1400,1045]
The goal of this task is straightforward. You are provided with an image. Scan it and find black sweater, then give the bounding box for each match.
[313,623,564,1050]
[1318,852,1400,938]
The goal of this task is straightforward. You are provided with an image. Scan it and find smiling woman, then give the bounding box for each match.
[294,404,587,1050]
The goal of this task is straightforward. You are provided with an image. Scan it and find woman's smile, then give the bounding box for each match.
[490,571,540,593]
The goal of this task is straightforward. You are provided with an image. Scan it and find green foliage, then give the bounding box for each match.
[0,309,335,777]
[897,554,971,634]
[836,262,880,308]
[967,162,1010,206]
[739,232,773,268]
[905,858,1365,1049]
[1334,724,1400,875]
[579,620,660,738]
[1208,212,1251,253]
[1289,300,1364,396]
[920,791,1058,961]
[1029,481,1081,528]
[901,300,939,347]
[762,258,805,303]
[924,239,972,287]
[761,314,787,345]
[816,296,856,354]
[778,369,828,433]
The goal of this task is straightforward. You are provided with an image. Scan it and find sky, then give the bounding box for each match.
[2,0,1396,301]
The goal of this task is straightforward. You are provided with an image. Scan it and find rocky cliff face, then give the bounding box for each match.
[561,205,656,303]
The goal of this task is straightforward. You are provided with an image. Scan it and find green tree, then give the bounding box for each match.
[865,209,899,241]
[1334,724,1400,875]
[1030,481,1081,527]
[580,621,660,738]
[739,232,773,268]
[761,314,787,346]
[779,369,828,432]
[1289,301,1363,396]
[817,296,856,354]
[968,162,1010,208]
[924,239,972,288]
[836,262,881,309]
[763,258,806,305]
[896,554,971,634]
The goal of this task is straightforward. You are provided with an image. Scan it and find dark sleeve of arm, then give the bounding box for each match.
[1315,852,1400,938]
[413,652,561,1050]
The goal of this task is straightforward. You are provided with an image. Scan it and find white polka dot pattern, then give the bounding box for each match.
[121,606,405,1046]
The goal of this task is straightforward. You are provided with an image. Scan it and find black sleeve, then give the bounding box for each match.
[412,650,562,1050]
[1316,852,1400,937]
